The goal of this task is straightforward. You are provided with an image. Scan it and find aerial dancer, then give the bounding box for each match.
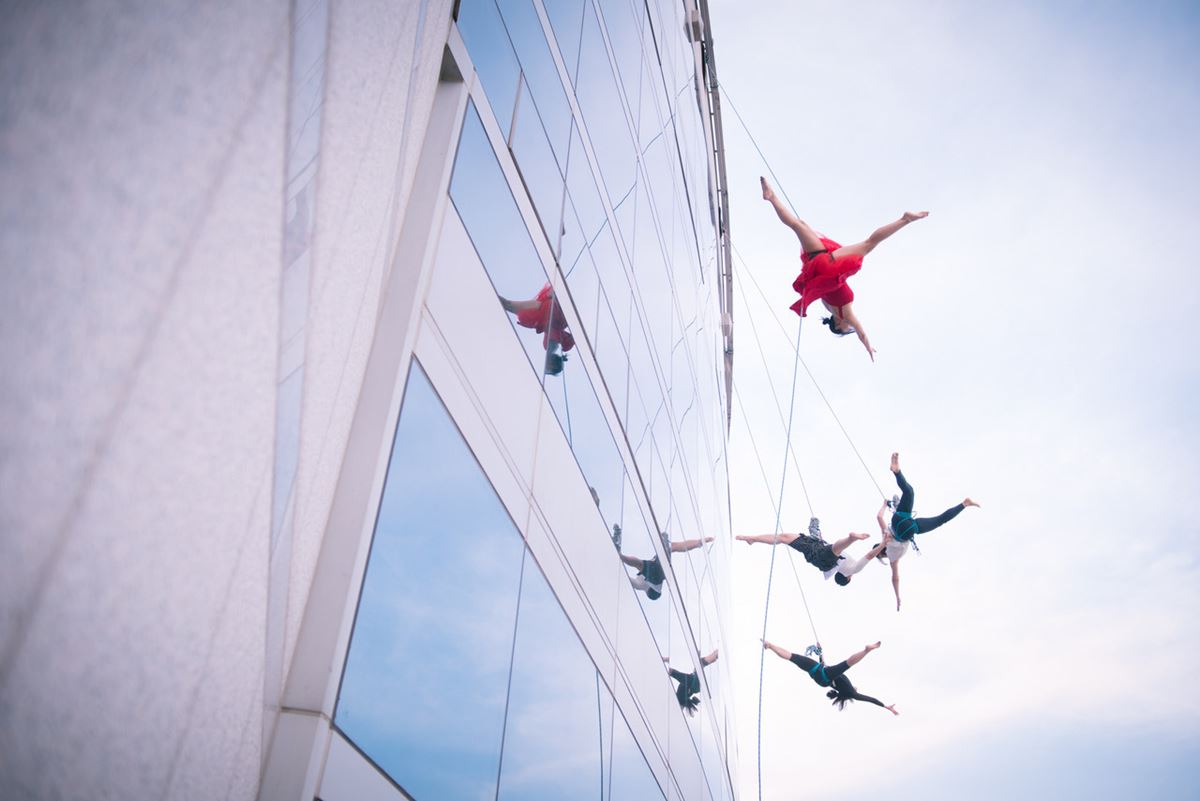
[737,520,885,586]
[499,283,575,375]
[760,176,928,361]
[762,639,898,715]
[665,649,719,715]
[874,452,980,609]
[615,525,713,600]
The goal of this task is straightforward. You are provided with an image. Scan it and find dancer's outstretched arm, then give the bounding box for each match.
[840,305,875,362]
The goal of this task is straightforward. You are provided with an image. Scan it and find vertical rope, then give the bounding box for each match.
[756,319,806,801]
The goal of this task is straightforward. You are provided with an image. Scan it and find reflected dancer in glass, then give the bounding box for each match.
[762,640,899,715]
[499,283,575,375]
[665,649,719,716]
[760,176,928,362]
[613,525,712,600]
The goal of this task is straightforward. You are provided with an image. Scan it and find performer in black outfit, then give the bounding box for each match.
[762,639,899,715]
[665,649,719,715]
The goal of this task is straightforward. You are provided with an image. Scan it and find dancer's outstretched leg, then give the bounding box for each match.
[830,532,869,556]
[832,211,928,259]
[891,453,915,513]
[845,641,882,668]
[761,177,825,254]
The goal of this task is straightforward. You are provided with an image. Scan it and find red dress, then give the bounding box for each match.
[515,283,576,352]
[789,237,862,317]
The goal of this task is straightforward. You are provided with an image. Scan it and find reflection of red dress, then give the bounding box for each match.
[789,237,861,317]
[515,283,575,352]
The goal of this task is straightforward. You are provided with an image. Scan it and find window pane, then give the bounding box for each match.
[497,551,602,800]
[335,363,526,800]
[575,3,635,204]
[497,0,572,164]
[510,77,565,251]
[450,103,560,380]
[457,0,521,138]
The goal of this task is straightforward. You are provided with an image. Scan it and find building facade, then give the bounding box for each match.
[0,1,735,799]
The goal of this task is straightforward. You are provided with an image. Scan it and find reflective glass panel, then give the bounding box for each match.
[497,551,602,800]
[544,0,585,82]
[575,2,635,204]
[450,103,563,380]
[510,76,565,249]
[497,0,572,164]
[457,0,521,138]
[335,363,525,800]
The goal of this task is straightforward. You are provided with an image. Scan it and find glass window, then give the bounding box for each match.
[566,128,607,248]
[457,0,522,138]
[544,0,586,83]
[544,354,625,532]
[497,551,603,800]
[510,76,566,249]
[450,103,563,381]
[335,363,526,800]
[497,0,573,165]
[574,2,636,205]
[596,0,645,121]
[605,684,667,799]
[593,289,630,424]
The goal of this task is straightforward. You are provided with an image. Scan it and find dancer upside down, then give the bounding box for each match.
[665,649,719,716]
[499,283,575,375]
[737,519,884,587]
[617,528,713,600]
[760,176,928,361]
[876,452,980,610]
[763,639,898,715]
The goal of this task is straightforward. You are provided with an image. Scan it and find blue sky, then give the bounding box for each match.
[708,1,1200,799]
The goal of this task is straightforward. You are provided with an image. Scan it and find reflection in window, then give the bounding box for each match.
[450,103,562,377]
[335,363,526,800]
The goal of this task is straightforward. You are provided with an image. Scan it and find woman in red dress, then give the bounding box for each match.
[499,283,575,375]
[760,177,928,362]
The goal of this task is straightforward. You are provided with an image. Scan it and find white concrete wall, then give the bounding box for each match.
[0,1,454,799]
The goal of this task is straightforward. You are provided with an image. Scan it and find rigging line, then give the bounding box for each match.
[732,243,888,501]
[731,382,816,615]
[716,82,801,218]
[731,264,814,516]
[755,320,819,801]
[719,81,885,499]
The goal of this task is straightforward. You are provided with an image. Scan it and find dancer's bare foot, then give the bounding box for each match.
[703,536,715,543]
[850,532,870,541]
[890,452,900,474]
[760,176,775,202]
[865,641,882,652]
[902,211,929,222]
[964,498,981,508]
[736,535,753,545]
[886,704,900,716]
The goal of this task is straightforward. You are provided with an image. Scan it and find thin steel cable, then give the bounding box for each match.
[732,382,816,617]
[731,264,813,514]
[732,242,887,501]
[718,83,801,218]
[753,320,820,801]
